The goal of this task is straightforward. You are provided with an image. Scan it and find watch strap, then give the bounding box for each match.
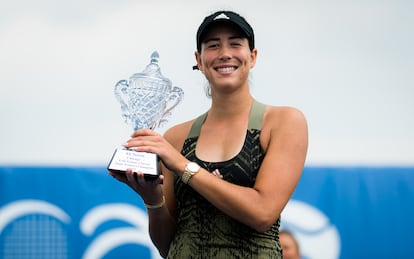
[181,162,200,184]
[181,170,193,184]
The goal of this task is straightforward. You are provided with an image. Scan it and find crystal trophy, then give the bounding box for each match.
[108,51,184,179]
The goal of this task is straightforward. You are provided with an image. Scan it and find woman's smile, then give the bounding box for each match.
[215,65,237,74]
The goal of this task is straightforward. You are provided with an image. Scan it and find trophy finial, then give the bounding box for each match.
[150,51,159,64]
[142,51,161,77]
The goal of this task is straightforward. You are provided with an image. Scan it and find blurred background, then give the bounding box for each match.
[1,0,413,258]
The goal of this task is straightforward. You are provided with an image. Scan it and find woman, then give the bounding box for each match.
[279,230,301,259]
[110,10,308,258]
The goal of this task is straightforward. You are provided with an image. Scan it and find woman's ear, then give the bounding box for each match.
[194,51,203,71]
[250,48,258,69]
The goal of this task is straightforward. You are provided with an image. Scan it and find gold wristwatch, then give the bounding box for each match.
[182,162,200,184]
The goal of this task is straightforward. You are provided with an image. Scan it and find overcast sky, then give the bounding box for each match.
[1,0,413,166]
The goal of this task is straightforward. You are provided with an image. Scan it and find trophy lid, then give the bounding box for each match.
[130,51,172,86]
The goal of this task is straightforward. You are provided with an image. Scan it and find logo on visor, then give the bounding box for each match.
[214,13,230,20]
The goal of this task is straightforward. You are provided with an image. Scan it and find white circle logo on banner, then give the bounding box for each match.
[281,200,341,259]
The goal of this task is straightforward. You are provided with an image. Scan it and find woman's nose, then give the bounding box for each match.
[218,45,231,60]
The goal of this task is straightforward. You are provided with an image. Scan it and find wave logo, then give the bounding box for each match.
[0,199,162,259]
[0,200,71,258]
[80,203,161,259]
[281,200,341,259]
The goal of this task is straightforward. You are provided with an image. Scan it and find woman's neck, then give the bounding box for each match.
[209,93,254,120]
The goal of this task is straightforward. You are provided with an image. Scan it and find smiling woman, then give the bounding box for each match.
[193,11,256,97]
[194,22,256,95]
[109,10,308,258]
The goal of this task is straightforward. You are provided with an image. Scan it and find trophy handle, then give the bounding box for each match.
[159,86,184,126]
[114,79,130,124]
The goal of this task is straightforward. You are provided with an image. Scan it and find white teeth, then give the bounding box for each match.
[217,67,235,72]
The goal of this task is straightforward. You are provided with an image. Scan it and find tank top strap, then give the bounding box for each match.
[187,99,266,138]
[248,99,266,130]
[187,112,207,138]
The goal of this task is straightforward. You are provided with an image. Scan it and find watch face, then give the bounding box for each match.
[188,162,200,173]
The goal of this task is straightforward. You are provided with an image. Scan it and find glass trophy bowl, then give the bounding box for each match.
[108,51,184,179]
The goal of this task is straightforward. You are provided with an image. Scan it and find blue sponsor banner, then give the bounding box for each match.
[283,167,414,259]
[1,166,414,259]
[0,167,160,259]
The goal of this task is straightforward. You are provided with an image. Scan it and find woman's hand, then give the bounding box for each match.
[125,129,188,174]
[109,169,164,204]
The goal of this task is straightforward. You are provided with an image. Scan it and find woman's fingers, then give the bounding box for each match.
[212,169,223,178]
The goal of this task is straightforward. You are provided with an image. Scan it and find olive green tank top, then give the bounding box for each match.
[168,100,282,258]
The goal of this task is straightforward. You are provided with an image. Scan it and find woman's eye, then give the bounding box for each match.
[207,43,219,49]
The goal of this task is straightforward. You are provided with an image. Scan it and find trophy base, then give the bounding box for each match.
[108,147,159,180]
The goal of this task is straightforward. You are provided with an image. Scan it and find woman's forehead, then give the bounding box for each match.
[201,22,246,41]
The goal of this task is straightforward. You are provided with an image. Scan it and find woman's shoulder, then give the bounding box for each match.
[162,118,197,149]
[260,104,308,151]
[265,105,306,120]
[263,104,307,132]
